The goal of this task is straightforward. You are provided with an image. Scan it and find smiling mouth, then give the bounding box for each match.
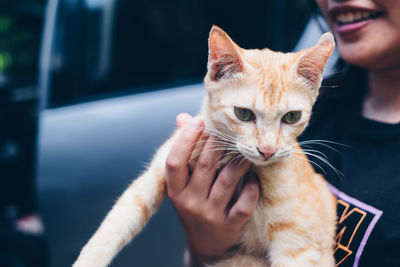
[334,10,382,25]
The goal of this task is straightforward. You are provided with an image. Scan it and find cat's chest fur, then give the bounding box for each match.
[237,153,334,260]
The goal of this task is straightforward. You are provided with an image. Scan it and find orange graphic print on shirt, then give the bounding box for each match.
[329,185,383,267]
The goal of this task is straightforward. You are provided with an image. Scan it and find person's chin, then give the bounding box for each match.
[337,42,378,68]
[339,47,396,70]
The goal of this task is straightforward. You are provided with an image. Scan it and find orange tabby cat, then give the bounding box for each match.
[73,26,336,267]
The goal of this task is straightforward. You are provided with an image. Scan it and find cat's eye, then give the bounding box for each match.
[281,111,302,124]
[234,107,255,122]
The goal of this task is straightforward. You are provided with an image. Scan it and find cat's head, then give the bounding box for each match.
[203,26,335,166]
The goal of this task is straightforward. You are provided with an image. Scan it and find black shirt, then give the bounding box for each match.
[299,67,400,267]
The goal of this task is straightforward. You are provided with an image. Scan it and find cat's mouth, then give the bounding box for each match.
[240,148,292,166]
[236,149,268,166]
[241,152,279,166]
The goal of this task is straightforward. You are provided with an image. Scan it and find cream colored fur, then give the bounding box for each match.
[73,26,336,267]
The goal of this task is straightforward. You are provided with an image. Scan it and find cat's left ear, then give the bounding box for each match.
[296,32,335,92]
[207,26,245,81]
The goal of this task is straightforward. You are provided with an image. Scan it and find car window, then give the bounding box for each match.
[47,0,312,107]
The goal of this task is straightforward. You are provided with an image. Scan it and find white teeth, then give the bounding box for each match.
[354,11,362,21]
[337,13,352,23]
[345,13,353,22]
[336,10,379,24]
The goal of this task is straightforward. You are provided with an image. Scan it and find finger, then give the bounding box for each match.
[187,135,225,198]
[226,172,260,225]
[176,113,193,128]
[208,159,251,213]
[165,117,204,195]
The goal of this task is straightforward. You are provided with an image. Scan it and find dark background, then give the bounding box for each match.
[47,0,312,106]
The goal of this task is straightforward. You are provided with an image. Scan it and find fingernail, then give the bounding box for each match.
[191,117,203,132]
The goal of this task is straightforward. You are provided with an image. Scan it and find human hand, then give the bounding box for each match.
[165,113,260,265]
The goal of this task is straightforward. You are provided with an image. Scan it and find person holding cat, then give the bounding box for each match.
[74,25,336,266]
[168,0,400,266]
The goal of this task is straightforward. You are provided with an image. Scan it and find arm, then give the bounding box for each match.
[165,114,260,265]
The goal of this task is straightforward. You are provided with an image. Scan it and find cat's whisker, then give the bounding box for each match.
[203,136,235,145]
[290,153,312,167]
[298,144,313,150]
[289,152,308,162]
[289,154,308,169]
[321,140,350,147]
[295,149,344,177]
[204,148,239,154]
[194,136,236,145]
[299,148,328,159]
[207,134,236,144]
[193,139,236,150]
[184,126,228,141]
[202,143,236,149]
[193,143,237,149]
[202,128,237,143]
[288,142,314,150]
[300,139,349,146]
[292,152,328,175]
[203,127,232,137]
[199,142,237,149]
[225,153,245,169]
[292,140,345,176]
[298,139,350,152]
[304,141,341,153]
[190,146,239,161]
[238,154,248,166]
[305,152,343,177]
[217,151,241,161]
[191,148,234,161]
[236,154,247,166]
[319,85,340,89]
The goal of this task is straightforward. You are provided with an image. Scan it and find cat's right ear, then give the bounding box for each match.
[296,32,335,91]
[207,26,245,81]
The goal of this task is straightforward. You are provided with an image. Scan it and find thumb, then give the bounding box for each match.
[176,113,193,128]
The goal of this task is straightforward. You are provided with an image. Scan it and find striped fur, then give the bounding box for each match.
[73,26,336,267]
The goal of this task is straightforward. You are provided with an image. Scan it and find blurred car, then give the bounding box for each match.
[38,84,204,266]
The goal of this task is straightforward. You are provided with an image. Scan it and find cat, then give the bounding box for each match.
[73,26,336,267]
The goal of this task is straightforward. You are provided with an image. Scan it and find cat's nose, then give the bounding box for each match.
[257,146,276,160]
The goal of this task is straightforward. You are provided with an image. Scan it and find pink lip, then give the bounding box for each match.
[328,5,383,35]
[335,18,374,34]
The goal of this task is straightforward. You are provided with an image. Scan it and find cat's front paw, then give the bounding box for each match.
[73,253,109,267]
